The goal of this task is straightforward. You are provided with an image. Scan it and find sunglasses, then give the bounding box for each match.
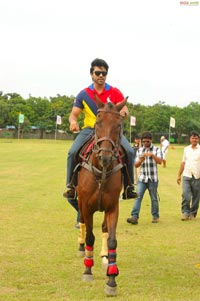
[94,71,107,76]
[143,140,151,143]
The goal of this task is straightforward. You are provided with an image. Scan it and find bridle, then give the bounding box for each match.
[93,108,122,159]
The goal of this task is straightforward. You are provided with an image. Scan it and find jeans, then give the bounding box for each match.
[131,180,159,219]
[66,128,134,187]
[66,128,94,221]
[181,176,200,217]
[67,127,94,185]
[67,198,80,222]
[121,135,134,187]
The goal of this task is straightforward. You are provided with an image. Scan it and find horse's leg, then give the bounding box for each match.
[82,214,95,282]
[100,215,108,270]
[104,208,119,297]
[77,201,85,257]
[77,222,86,257]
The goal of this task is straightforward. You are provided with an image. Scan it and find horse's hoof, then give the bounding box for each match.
[77,250,85,257]
[102,256,108,271]
[105,284,117,296]
[82,274,94,282]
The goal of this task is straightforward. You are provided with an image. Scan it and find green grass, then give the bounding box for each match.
[0,139,200,300]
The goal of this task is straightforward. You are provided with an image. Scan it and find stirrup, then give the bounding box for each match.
[122,186,138,199]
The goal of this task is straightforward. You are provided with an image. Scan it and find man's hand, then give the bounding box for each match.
[119,105,129,118]
[143,152,153,157]
[119,110,128,118]
[177,176,181,185]
[70,120,80,132]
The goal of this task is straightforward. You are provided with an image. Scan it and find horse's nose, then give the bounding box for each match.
[100,154,112,167]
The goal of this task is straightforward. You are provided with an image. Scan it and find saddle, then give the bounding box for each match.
[78,136,95,163]
[77,135,127,165]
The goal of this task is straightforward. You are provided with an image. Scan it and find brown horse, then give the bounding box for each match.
[76,95,127,296]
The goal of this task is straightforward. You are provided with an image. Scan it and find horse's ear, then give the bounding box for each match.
[94,93,104,108]
[116,96,128,112]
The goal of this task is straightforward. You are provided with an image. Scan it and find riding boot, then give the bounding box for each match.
[63,163,81,198]
[63,184,76,199]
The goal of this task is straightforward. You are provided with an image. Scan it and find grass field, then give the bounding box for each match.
[0,139,200,301]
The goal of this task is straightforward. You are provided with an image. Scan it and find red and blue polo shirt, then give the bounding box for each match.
[73,83,124,129]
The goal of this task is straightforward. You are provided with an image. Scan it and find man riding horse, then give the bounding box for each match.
[63,58,137,224]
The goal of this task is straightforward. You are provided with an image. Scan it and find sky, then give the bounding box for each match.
[0,0,200,107]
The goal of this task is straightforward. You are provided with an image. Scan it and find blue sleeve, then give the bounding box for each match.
[73,90,85,109]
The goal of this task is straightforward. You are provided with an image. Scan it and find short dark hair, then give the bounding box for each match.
[135,134,141,139]
[141,131,152,140]
[190,130,199,137]
[90,58,109,74]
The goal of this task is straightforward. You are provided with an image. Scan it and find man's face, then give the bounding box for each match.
[135,138,141,144]
[190,135,199,146]
[142,138,152,148]
[91,66,107,85]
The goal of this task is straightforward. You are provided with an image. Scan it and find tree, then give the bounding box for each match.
[1,91,200,143]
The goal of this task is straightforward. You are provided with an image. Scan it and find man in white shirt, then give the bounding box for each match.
[160,136,169,168]
[177,131,200,221]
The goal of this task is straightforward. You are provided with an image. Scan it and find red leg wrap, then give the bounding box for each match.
[85,245,93,251]
[84,258,94,267]
[107,249,119,276]
[107,264,119,276]
[84,245,94,267]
